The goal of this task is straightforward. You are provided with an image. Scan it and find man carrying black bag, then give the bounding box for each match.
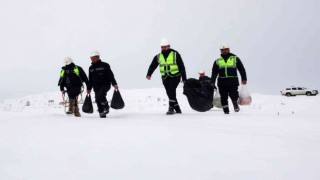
[211,44,247,114]
[87,50,119,118]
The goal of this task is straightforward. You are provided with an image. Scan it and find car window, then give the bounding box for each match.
[292,88,297,90]
[298,88,302,90]
[286,88,290,90]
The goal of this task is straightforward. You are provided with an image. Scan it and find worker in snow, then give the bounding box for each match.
[146,38,187,115]
[198,71,211,84]
[87,50,119,118]
[58,57,89,117]
[198,71,214,106]
[210,44,247,114]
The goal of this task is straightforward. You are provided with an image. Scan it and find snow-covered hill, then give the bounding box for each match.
[1,88,320,180]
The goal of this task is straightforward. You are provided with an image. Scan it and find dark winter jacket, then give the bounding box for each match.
[211,53,247,87]
[88,60,117,90]
[147,49,187,81]
[199,75,214,92]
[58,63,89,91]
[198,75,211,84]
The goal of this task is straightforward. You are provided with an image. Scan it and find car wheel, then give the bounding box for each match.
[306,92,311,96]
[286,93,292,97]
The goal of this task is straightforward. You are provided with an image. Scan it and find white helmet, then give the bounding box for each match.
[90,50,100,57]
[220,43,230,49]
[64,57,73,65]
[160,38,170,46]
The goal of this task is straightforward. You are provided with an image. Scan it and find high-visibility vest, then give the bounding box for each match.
[58,66,82,86]
[60,66,80,78]
[216,55,238,78]
[157,51,180,76]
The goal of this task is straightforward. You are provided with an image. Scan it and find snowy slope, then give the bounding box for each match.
[1,88,320,180]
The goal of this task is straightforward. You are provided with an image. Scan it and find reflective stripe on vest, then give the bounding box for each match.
[157,51,180,76]
[60,66,80,77]
[216,56,237,78]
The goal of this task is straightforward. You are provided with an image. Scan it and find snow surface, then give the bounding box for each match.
[1,88,320,180]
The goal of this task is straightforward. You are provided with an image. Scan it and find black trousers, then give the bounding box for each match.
[162,75,181,108]
[67,86,81,99]
[218,85,239,108]
[94,86,111,113]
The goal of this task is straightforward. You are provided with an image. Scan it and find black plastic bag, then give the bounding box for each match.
[111,89,125,109]
[183,78,213,112]
[82,94,94,113]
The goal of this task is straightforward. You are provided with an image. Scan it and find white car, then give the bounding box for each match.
[281,87,318,96]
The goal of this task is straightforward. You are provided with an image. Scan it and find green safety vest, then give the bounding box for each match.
[58,66,82,86]
[157,51,180,77]
[216,55,238,78]
[60,66,80,78]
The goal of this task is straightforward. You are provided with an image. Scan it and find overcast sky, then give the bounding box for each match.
[0,0,319,99]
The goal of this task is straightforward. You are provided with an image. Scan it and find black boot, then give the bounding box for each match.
[97,103,108,118]
[174,105,182,114]
[99,113,107,118]
[233,101,240,112]
[223,107,230,114]
[166,107,175,115]
[101,102,109,115]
